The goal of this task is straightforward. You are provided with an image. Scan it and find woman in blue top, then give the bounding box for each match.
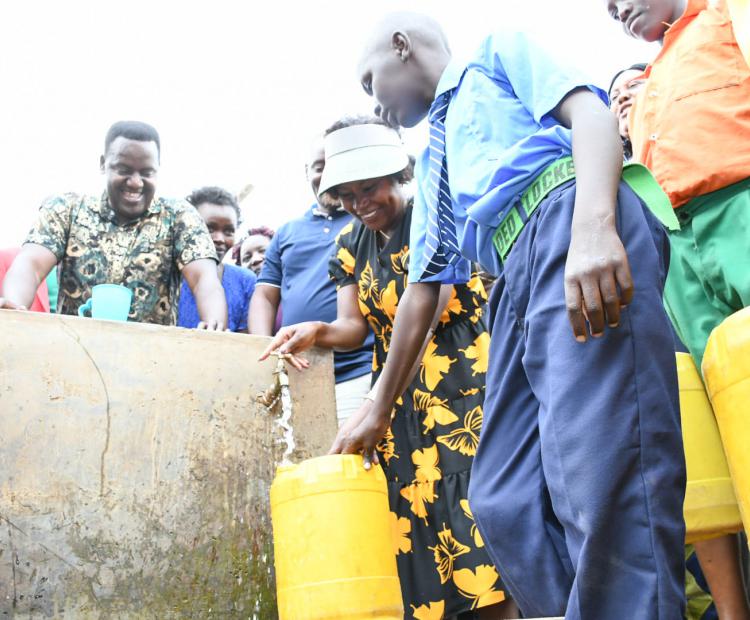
[178,186,256,332]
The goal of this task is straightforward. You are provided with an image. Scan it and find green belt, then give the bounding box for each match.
[492,156,680,262]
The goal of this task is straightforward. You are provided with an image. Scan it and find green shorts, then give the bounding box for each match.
[664,177,750,373]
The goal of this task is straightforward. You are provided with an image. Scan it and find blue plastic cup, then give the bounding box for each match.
[78,284,133,322]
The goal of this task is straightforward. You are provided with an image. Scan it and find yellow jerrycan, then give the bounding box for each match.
[677,353,742,543]
[703,307,750,543]
[270,454,403,619]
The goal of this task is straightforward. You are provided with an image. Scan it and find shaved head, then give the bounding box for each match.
[361,12,450,61]
[358,12,452,128]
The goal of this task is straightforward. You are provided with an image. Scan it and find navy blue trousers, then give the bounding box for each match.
[469,180,686,619]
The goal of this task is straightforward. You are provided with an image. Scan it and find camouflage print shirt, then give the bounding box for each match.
[25,192,218,325]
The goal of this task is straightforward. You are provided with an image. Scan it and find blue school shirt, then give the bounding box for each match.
[409,30,608,282]
[177,264,256,332]
[258,205,374,383]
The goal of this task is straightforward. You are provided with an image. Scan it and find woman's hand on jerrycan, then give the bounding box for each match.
[329,399,389,471]
[258,321,321,370]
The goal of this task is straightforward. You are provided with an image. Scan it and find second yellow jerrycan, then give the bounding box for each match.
[270,454,403,620]
[677,352,743,543]
[703,307,750,543]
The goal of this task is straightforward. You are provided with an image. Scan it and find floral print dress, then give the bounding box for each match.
[329,204,507,619]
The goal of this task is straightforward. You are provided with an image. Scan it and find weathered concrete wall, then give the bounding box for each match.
[0,311,337,618]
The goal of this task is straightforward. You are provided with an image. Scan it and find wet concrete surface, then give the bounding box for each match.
[0,312,337,618]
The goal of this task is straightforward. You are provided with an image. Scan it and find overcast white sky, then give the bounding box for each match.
[0,1,655,248]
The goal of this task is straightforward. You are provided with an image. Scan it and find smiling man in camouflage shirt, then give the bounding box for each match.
[0,121,227,328]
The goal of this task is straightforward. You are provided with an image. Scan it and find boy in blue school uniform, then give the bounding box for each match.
[330,12,687,619]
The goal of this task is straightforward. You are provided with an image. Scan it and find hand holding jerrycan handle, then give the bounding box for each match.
[78,284,133,321]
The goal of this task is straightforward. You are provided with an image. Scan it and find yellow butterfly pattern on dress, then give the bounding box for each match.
[429,526,471,584]
[461,332,490,376]
[336,246,356,277]
[390,244,410,287]
[460,387,481,397]
[469,304,485,325]
[377,425,399,465]
[327,206,505,618]
[466,273,488,299]
[400,480,438,524]
[379,323,394,353]
[438,287,465,326]
[420,339,456,391]
[460,499,485,548]
[413,389,459,433]
[437,406,483,457]
[412,444,442,484]
[358,260,379,301]
[358,296,372,319]
[391,511,413,555]
[411,600,445,620]
[453,564,506,609]
[379,279,400,322]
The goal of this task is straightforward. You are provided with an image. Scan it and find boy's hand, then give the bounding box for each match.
[565,217,633,342]
[553,88,632,342]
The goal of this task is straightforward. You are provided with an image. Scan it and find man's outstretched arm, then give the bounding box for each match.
[0,244,57,310]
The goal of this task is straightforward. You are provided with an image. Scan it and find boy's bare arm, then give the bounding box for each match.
[553,88,633,342]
